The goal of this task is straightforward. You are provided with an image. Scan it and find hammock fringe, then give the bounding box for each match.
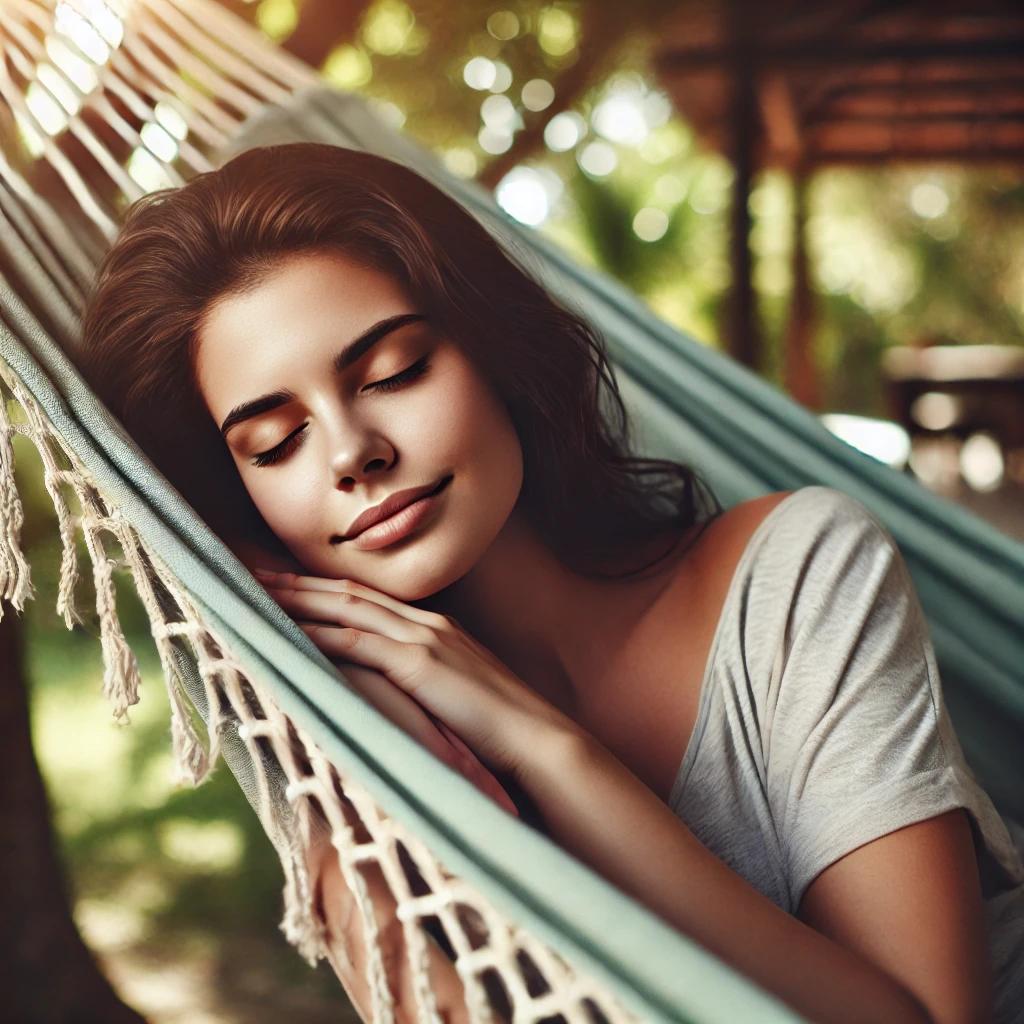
[0,385,33,616]
[0,2,804,1014]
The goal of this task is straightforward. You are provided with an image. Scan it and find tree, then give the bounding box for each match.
[0,610,147,1024]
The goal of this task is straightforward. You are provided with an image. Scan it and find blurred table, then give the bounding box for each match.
[882,344,1024,456]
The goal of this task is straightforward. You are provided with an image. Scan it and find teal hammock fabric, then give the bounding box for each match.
[216,84,1024,823]
[1,82,1022,1024]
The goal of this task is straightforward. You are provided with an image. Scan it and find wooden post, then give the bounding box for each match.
[784,160,821,409]
[725,0,761,371]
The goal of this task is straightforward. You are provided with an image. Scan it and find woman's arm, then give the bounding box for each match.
[255,570,984,1023]
[520,726,985,1024]
[311,834,476,1024]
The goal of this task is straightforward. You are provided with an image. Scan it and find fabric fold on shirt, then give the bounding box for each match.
[668,485,1024,1023]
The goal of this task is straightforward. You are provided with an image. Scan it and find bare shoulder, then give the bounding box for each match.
[608,489,800,802]
[696,490,798,579]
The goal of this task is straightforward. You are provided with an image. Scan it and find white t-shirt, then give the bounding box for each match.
[668,486,1024,1022]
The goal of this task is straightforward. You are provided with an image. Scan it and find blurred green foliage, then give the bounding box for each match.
[16,436,347,1020]
[10,1,1024,1019]
[302,0,1024,417]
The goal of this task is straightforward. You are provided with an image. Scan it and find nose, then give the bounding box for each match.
[330,434,395,490]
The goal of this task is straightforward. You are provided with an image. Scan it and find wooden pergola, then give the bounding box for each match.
[651,0,1024,409]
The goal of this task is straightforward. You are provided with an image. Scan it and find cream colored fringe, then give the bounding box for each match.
[0,358,637,1024]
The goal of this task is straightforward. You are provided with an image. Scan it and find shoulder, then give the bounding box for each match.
[693,486,904,638]
[694,489,798,591]
[706,486,891,575]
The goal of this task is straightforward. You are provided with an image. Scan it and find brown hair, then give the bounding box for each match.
[76,142,721,578]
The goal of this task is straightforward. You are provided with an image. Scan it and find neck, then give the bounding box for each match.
[417,511,689,721]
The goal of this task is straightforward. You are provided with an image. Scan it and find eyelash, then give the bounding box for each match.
[250,355,432,468]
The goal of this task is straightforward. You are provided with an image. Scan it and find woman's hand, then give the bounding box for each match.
[323,660,521,818]
[253,570,584,786]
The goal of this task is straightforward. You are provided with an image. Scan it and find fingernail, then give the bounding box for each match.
[253,567,276,577]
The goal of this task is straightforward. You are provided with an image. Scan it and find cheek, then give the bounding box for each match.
[239,468,321,546]
[430,363,519,463]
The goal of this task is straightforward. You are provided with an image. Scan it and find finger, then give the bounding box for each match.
[300,624,429,693]
[273,588,428,644]
[258,571,442,628]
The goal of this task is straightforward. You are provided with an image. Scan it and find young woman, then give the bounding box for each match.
[76,143,1023,1024]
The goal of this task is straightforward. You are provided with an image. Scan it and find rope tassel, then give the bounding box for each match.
[0,390,33,616]
[92,551,141,721]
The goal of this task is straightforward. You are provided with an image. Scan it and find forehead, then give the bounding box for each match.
[195,249,411,392]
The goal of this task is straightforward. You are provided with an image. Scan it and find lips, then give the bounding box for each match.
[340,475,451,541]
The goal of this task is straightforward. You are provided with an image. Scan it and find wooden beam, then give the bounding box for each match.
[806,146,1024,166]
[807,110,1024,125]
[810,94,1024,120]
[810,120,1024,151]
[655,35,1024,72]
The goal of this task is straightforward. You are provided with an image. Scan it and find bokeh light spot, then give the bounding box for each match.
[544,110,585,151]
[487,10,520,41]
[521,78,555,111]
[632,207,669,242]
[537,7,577,57]
[578,140,617,177]
[323,44,373,88]
[464,55,496,90]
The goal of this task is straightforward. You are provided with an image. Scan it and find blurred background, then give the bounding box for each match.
[2,1,1023,1021]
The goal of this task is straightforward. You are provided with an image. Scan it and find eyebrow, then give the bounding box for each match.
[219,312,426,438]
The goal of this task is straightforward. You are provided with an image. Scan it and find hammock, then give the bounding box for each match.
[0,3,1021,1023]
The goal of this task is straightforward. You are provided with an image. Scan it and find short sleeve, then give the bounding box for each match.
[759,488,1024,911]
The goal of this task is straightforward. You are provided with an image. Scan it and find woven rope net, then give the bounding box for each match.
[0,2,645,1021]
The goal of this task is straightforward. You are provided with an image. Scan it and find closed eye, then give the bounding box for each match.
[249,355,432,468]
[252,421,307,468]
[363,353,431,394]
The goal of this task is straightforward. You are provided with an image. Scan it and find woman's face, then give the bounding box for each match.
[194,248,524,602]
